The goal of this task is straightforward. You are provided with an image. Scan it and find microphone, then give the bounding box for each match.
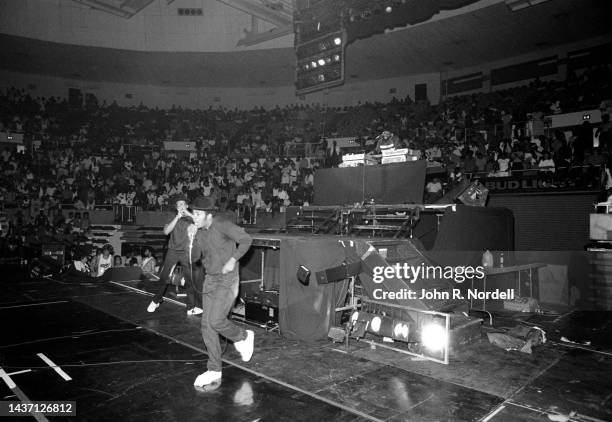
[187,224,196,264]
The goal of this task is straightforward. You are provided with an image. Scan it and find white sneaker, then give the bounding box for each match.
[187,307,203,316]
[147,301,160,313]
[234,330,254,362]
[194,370,221,387]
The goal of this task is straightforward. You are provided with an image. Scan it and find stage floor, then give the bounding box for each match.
[1,267,610,422]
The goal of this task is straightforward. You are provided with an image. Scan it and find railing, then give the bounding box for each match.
[113,204,141,223]
[236,204,257,225]
[284,142,322,158]
[121,143,159,155]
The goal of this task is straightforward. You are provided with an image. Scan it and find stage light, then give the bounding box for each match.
[368,314,394,337]
[333,54,340,61]
[371,315,382,332]
[311,61,317,68]
[393,321,410,341]
[318,58,326,66]
[297,265,310,286]
[456,181,489,206]
[421,323,447,352]
[349,310,372,338]
[318,74,325,82]
[385,6,392,13]
[333,37,341,45]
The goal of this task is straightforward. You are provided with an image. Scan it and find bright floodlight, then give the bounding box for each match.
[393,322,409,339]
[333,37,341,45]
[318,58,326,66]
[421,323,447,351]
[370,316,382,333]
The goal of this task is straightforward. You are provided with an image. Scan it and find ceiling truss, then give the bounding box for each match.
[71,0,156,18]
[71,0,294,45]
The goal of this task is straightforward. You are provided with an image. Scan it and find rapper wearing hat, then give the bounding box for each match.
[147,194,202,315]
[188,196,255,387]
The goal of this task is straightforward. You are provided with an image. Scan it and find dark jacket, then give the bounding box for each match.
[191,215,252,276]
[167,216,192,251]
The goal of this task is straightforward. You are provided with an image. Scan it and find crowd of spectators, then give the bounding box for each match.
[0,63,610,248]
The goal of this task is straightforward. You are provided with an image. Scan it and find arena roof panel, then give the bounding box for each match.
[0,0,609,87]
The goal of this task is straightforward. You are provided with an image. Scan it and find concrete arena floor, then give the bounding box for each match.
[0,267,610,422]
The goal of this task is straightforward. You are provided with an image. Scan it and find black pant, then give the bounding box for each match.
[152,249,197,309]
[201,270,246,372]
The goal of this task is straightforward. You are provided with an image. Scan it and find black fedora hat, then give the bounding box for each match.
[191,196,217,211]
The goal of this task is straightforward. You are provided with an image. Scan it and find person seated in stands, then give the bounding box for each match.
[65,212,74,226]
[303,168,314,186]
[140,247,157,278]
[538,152,556,173]
[62,249,93,282]
[474,152,487,175]
[90,244,114,277]
[549,100,562,115]
[497,153,510,177]
[85,192,96,210]
[425,178,443,203]
[72,212,82,231]
[241,198,253,224]
[263,197,273,214]
[289,182,305,206]
[596,113,612,150]
[113,255,123,267]
[602,159,612,194]
[122,249,141,267]
[81,212,90,231]
[449,167,463,184]
[485,155,498,176]
[538,151,557,187]
[462,150,478,176]
[72,250,90,273]
[74,197,86,210]
[35,209,49,228]
[61,183,73,205]
[510,152,524,175]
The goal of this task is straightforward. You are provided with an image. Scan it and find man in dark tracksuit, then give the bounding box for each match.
[147,195,201,315]
[188,196,254,387]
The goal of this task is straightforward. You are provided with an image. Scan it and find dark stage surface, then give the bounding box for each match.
[1,267,610,422]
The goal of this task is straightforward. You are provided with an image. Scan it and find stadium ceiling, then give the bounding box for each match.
[222,0,294,47]
[71,0,157,18]
[71,0,294,46]
[2,0,610,88]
